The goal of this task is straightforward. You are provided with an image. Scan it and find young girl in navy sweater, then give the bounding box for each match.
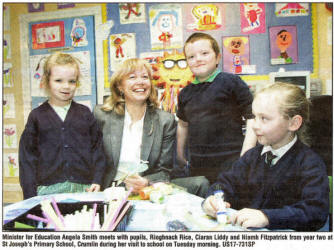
[19,52,106,199]
[203,82,329,231]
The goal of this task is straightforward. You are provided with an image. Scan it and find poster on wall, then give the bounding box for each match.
[109,33,136,71]
[222,36,253,74]
[119,3,146,24]
[3,93,15,119]
[29,51,92,97]
[3,153,19,177]
[3,63,13,88]
[240,3,266,34]
[3,5,10,31]
[275,3,309,17]
[71,18,88,47]
[269,25,298,65]
[149,4,183,50]
[4,34,11,60]
[3,124,17,149]
[32,21,65,49]
[184,3,225,31]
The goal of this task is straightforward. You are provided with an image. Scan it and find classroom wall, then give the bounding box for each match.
[2,3,332,203]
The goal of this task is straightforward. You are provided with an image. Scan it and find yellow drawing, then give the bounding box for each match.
[192,4,220,31]
[152,50,194,113]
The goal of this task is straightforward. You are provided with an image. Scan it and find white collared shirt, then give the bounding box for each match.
[261,135,297,166]
[118,107,145,165]
[49,101,71,121]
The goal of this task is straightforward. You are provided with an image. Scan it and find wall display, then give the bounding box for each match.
[57,3,75,9]
[149,4,183,50]
[275,3,309,17]
[29,51,92,97]
[4,34,11,60]
[3,63,13,88]
[152,50,194,113]
[71,18,88,47]
[240,3,266,34]
[28,3,44,13]
[119,3,146,24]
[3,124,17,149]
[184,3,225,31]
[3,153,19,177]
[109,33,136,71]
[3,5,10,31]
[32,21,65,49]
[140,51,164,65]
[222,36,251,74]
[3,93,15,119]
[269,25,298,65]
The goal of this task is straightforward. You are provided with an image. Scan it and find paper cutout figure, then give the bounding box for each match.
[152,50,194,113]
[119,3,146,24]
[241,3,265,34]
[109,33,136,71]
[223,36,249,74]
[71,18,88,47]
[192,4,221,31]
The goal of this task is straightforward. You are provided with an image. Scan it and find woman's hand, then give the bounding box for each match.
[202,195,231,218]
[229,208,269,229]
[124,174,149,193]
[86,183,100,192]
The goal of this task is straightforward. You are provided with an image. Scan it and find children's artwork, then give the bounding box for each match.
[275,3,309,17]
[140,51,164,65]
[57,3,75,9]
[184,3,225,31]
[152,50,194,113]
[4,34,11,60]
[149,4,183,50]
[240,3,266,34]
[3,124,17,149]
[28,3,44,13]
[3,5,10,31]
[109,33,136,71]
[3,153,19,177]
[119,3,146,24]
[71,18,88,47]
[269,26,298,65]
[223,36,250,74]
[32,21,65,49]
[30,51,92,97]
[3,93,15,119]
[3,63,13,88]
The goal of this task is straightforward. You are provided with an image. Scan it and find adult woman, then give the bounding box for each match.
[94,58,209,197]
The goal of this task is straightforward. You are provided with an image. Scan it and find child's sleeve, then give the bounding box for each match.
[19,113,39,199]
[90,113,106,185]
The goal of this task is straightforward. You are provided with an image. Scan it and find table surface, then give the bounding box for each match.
[3,191,256,231]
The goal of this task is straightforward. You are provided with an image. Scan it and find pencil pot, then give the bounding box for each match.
[3,201,132,231]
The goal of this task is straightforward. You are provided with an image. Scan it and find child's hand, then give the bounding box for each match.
[124,174,149,194]
[86,183,100,192]
[229,208,269,229]
[202,195,231,218]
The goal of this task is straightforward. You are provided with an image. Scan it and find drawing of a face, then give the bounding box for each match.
[276,30,292,52]
[158,14,174,33]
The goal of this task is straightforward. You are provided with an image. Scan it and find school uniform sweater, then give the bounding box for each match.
[208,140,329,231]
[19,101,106,199]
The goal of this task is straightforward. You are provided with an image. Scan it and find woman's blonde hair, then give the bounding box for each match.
[41,52,81,89]
[255,82,311,145]
[102,58,158,114]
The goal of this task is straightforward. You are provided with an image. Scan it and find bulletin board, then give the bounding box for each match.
[103,2,314,93]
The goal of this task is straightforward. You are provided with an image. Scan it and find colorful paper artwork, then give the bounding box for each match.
[109,33,136,71]
[3,63,13,88]
[4,5,10,31]
[32,21,65,49]
[30,51,92,97]
[275,3,309,17]
[269,25,298,65]
[3,93,15,119]
[119,3,146,24]
[184,3,225,31]
[28,3,44,13]
[4,34,11,60]
[223,36,250,74]
[149,4,183,50]
[71,18,88,47]
[140,51,164,65]
[240,3,266,34]
[3,153,19,177]
[3,124,17,149]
